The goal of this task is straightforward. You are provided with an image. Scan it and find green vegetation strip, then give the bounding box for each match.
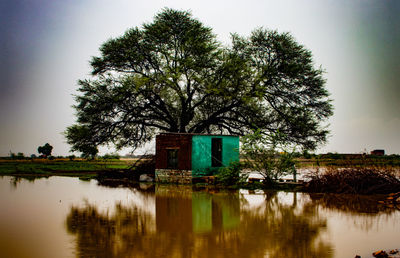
[0,159,132,177]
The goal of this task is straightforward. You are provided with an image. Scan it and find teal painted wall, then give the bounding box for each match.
[191,135,239,177]
[192,191,240,233]
[192,192,212,233]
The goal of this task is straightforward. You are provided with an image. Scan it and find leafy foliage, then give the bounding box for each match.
[241,130,295,185]
[66,8,332,152]
[216,161,246,186]
[65,125,98,159]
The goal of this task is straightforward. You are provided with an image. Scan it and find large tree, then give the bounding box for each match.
[66,8,332,152]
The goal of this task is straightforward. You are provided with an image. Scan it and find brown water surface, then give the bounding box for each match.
[0,176,399,258]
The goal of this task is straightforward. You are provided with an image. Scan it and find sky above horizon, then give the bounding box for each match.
[1,0,399,156]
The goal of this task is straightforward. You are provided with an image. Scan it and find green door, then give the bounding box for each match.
[211,138,222,167]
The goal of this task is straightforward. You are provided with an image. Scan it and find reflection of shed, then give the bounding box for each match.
[155,133,239,183]
[155,186,240,233]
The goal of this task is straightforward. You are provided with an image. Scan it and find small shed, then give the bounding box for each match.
[371,149,385,156]
[155,133,239,183]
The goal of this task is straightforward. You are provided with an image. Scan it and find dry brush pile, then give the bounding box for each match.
[304,167,400,195]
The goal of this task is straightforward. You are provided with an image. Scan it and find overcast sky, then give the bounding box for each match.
[1,0,399,156]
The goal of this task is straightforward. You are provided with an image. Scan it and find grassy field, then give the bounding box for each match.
[295,155,400,168]
[0,158,136,178]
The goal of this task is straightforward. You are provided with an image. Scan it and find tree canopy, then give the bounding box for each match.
[65,125,98,159]
[66,8,332,152]
[38,143,53,157]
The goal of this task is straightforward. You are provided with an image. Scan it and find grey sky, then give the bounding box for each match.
[1,0,399,156]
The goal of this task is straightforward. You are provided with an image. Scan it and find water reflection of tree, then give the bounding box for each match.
[238,191,332,258]
[9,176,50,189]
[66,203,157,258]
[65,189,332,258]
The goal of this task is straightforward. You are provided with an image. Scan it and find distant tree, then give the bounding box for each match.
[79,146,98,160]
[37,143,53,157]
[101,153,121,160]
[65,8,332,152]
[17,152,25,160]
[9,151,16,159]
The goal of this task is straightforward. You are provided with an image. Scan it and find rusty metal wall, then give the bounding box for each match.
[155,133,192,170]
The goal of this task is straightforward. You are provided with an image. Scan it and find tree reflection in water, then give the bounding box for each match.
[65,186,333,258]
[238,191,332,258]
[66,202,156,257]
[9,175,50,189]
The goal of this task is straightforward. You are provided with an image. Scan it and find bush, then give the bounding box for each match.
[216,161,246,186]
[68,155,76,161]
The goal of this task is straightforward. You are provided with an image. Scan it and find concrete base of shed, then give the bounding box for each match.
[155,169,192,184]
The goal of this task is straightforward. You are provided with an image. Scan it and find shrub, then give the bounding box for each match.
[68,155,76,161]
[216,161,246,186]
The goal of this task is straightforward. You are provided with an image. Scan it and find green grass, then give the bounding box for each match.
[0,159,133,177]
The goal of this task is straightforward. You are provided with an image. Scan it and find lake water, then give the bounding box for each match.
[0,176,399,258]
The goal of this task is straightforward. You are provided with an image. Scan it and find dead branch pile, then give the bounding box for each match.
[304,167,400,194]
